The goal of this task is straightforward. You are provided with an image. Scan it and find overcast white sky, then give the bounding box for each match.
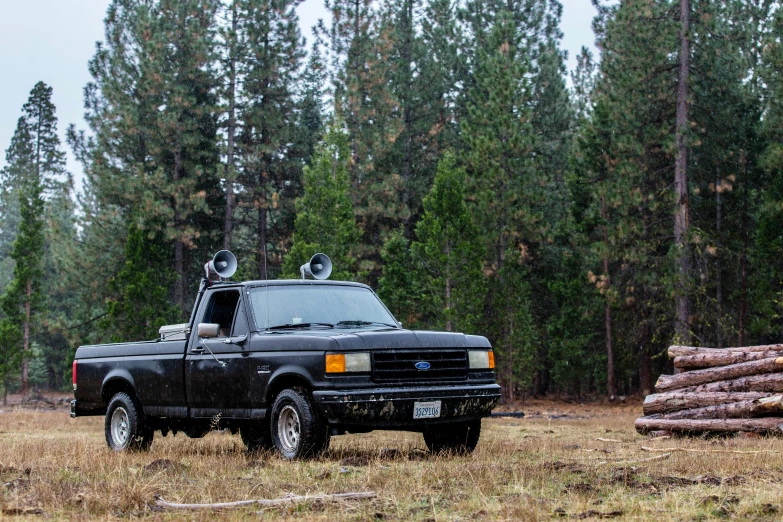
[0,0,601,188]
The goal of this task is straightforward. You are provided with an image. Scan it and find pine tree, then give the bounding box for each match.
[461,12,540,400]
[103,225,180,342]
[375,0,454,235]
[81,0,221,316]
[0,82,67,399]
[410,152,484,332]
[282,123,360,281]
[39,175,79,388]
[377,228,418,326]
[323,0,403,280]
[217,0,243,250]
[235,0,307,279]
[1,157,45,400]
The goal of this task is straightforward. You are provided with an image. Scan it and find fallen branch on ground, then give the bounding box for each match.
[597,452,671,466]
[640,446,769,454]
[154,492,377,510]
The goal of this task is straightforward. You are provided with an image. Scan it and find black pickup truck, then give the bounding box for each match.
[71,254,500,458]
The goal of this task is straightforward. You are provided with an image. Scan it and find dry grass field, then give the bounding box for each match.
[2,399,783,520]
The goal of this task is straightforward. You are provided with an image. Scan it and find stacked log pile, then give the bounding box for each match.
[635,344,783,435]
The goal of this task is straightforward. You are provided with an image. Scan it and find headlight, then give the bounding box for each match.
[325,353,371,373]
[468,350,495,370]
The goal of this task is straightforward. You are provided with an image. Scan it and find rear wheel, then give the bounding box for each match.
[424,420,481,454]
[104,392,153,452]
[270,388,329,459]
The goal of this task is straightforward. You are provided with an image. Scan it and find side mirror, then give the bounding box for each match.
[397,320,403,328]
[197,323,220,338]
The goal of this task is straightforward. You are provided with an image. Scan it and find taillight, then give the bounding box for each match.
[72,360,77,391]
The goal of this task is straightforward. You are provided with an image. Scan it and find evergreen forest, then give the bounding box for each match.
[2,0,782,402]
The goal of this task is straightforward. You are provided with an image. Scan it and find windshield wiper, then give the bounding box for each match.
[335,320,398,328]
[267,322,334,330]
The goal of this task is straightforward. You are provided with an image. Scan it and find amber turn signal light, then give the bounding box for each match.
[488,350,495,369]
[325,353,346,373]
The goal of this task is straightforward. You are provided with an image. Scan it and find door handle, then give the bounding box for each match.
[191,346,205,354]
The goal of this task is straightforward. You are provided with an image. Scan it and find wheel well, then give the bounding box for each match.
[101,379,136,405]
[266,374,312,406]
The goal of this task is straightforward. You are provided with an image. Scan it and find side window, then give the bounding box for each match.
[232,300,249,337]
[202,290,240,338]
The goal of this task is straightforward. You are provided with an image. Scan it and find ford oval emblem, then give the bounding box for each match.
[414,361,431,370]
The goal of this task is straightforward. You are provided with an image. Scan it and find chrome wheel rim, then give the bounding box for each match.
[277,405,300,453]
[111,406,130,447]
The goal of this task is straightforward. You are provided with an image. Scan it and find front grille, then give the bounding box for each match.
[372,349,468,383]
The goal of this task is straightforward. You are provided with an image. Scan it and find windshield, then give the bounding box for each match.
[247,285,397,330]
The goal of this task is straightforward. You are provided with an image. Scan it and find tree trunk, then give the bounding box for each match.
[639,344,652,396]
[643,391,770,416]
[507,312,514,403]
[401,0,413,234]
[173,148,185,313]
[674,351,783,370]
[635,416,783,435]
[678,372,783,394]
[602,194,615,398]
[653,395,783,420]
[223,0,238,251]
[255,30,271,280]
[21,279,31,400]
[674,0,691,344]
[716,170,722,347]
[445,240,452,332]
[256,189,267,280]
[739,163,749,346]
[669,344,783,358]
[655,357,783,392]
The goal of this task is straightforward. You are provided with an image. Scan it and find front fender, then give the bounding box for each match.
[267,365,316,393]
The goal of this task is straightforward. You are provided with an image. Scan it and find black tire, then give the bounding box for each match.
[240,420,273,452]
[270,388,329,459]
[423,419,481,454]
[104,392,153,452]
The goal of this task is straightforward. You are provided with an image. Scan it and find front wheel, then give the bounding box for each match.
[270,388,329,459]
[104,392,153,452]
[424,419,481,454]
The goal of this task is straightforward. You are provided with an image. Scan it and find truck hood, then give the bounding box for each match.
[329,328,491,351]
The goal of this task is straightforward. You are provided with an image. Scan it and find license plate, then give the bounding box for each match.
[413,400,441,419]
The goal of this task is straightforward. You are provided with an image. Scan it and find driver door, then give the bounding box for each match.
[185,288,253,418]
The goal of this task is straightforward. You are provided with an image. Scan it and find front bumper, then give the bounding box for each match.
[312,383,501,429]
